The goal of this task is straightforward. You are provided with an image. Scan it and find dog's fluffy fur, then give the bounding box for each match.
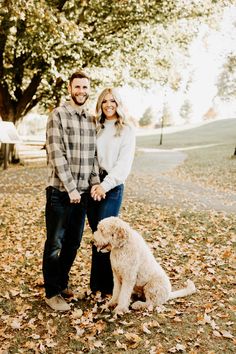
[94,216,196,315]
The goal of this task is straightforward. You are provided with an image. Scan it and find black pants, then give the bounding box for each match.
[42,187,87,298]
[87,184,124,295]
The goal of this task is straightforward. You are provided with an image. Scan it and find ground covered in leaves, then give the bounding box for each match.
[0,154,235,353]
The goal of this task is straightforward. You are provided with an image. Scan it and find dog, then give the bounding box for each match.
[93,216,196,315]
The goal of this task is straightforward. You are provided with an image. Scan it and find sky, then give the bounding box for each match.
[119,5,236,125]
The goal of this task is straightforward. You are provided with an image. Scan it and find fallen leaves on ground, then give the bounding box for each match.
[0,164,235,353]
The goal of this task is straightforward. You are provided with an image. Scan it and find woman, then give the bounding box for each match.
[87,88,136,295]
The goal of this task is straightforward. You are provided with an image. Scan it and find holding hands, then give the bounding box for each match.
[69,189,81,203]
[91,184,106,201]
[69,185,106,203]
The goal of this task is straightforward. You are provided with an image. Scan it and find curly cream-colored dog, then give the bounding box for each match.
[93,216,196,315]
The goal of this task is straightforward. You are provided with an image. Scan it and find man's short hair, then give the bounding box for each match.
[69,70,90,85]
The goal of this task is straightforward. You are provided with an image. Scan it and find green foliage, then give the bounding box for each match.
[0,0,82,121]
[0,0,234,123]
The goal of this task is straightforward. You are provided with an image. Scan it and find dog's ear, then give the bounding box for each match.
[98,224,104,233]
[112,223,129,248]
[97,222,106,235]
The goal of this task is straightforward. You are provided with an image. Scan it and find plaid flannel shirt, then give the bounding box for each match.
[46,102,100,194]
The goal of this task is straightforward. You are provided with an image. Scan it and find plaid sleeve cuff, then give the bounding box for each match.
[64,179,77,194]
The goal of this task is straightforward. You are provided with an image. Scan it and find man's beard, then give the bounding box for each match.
[71,93,89,106]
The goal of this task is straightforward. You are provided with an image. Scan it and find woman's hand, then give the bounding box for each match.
[91,184,106,201]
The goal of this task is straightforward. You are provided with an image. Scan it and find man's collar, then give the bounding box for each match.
[63,102,88,118]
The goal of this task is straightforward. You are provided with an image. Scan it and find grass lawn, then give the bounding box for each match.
[137,118,236,149]
[137,118,236,192]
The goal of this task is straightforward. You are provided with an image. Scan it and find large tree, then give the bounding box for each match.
[0,0,234,126]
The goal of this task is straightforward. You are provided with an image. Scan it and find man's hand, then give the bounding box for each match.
[91,184,106,201]
[69,189,81,203]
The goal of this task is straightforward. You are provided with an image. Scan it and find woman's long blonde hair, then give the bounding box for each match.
[95,88,127,136]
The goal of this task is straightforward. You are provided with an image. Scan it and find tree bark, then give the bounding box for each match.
[15,73,42,122]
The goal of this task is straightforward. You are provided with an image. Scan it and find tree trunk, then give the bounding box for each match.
[0,143,20,168]
[0,144,5,167]
[9,144,20,164]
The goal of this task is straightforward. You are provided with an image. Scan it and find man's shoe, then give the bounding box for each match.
[61,287,74,299]
[45,295,71,311]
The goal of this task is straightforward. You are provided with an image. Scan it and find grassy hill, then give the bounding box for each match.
[137,118,236,149]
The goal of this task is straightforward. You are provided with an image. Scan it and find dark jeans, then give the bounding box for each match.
[87,184,124,294]
[43,187,87,298]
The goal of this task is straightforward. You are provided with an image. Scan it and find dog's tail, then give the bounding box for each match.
[169,280,196,300]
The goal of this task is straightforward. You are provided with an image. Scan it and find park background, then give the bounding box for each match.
[0,1,236,353]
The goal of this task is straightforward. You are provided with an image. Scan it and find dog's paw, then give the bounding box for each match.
[186,280,196,294]
[114,305,129,316]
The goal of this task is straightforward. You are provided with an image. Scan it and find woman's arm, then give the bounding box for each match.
[101,126,136,192]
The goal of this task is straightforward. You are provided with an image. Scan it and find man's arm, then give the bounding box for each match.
[46,110,78,197]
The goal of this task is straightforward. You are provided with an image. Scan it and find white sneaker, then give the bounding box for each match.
[45,295,71,311]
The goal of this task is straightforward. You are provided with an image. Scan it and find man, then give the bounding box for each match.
[43,70,101,311]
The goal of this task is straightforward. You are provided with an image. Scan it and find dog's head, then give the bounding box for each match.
[93,217,130,252]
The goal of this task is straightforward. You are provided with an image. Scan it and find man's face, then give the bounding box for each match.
[68,77,90,106]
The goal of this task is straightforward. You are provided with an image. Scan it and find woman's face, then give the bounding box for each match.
[101,93,118,120]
